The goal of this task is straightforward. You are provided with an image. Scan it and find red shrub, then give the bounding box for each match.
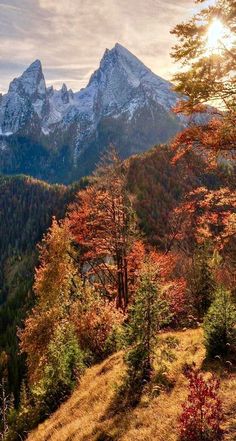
[179,367,223,441]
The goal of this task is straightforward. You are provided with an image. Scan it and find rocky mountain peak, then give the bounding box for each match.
[8,59,46,97]
[61,83,69,104]
[100,43,150,81]
[0,44,189,179]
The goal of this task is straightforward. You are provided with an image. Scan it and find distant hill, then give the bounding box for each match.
[0,174,85,400]
[127,145,219,247]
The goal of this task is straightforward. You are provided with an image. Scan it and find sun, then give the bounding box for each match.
[205,18,233,55]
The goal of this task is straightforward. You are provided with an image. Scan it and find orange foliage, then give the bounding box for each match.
[68,181,137,309]
[151,252,189,324]
[172,187,236,251]
[127,240,146,299]
[19,307,60,383]
[165,278,188,324]
[70,286,124,359]
[171,117,236,166]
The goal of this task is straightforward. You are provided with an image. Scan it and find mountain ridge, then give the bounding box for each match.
[0,43,184,182]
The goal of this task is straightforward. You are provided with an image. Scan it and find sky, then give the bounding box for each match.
[0,0,199,93]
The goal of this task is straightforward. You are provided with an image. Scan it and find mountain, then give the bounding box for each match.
[0,44,185,183]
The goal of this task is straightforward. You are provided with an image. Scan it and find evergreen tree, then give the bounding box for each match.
[126,261,171,384]
[0,378,9,439]
[204,287,236,358]
[188,246,216,319]
[34,322,84,413]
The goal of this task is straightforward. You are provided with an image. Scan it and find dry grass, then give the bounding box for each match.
[28,328,236,441]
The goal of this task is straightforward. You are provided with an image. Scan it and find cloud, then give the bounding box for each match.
[0,0,196,93]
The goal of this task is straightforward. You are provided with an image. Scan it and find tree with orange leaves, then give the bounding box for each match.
[68,149,138,310]
[169,186,236,302]
[171,187,236,253]
[171,0,236,164]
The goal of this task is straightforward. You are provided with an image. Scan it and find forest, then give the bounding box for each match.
[0,0,235,440]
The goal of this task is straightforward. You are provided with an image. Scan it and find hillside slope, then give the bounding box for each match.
[0,174,85,400]
[28,329,236,441]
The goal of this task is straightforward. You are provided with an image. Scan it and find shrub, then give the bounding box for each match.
[71,286,124,362]
[179,367,223,441]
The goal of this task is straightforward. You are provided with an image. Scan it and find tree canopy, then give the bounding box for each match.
[171,0,236,160]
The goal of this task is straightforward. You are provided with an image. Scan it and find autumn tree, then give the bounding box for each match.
[170,2,236,302]
[70,283,124,361]
[18,219,84,420]
[171,0,235,161]
[169,187,235,256]
[18,212,126,428]
[69,149,138,310]
[19,219,77,384]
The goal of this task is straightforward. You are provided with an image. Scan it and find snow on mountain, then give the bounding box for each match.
[74,43,180,121]
[0,43,182,137]
[0,43,187,181]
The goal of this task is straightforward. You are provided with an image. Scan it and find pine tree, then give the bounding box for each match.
[188,246,216,319]
[204,287,236,358]
[0,378,9,440]
[126,261,171,383]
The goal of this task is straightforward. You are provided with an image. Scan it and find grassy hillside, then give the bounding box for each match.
[28,329,236,441]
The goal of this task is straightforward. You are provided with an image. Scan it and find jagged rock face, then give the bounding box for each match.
[0,60,46,134]
[0,43,184,182]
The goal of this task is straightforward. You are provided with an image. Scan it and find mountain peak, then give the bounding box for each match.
[114,42,132,55]
[26,59,42,71]
[61,83,68,93]
[60,83,70,103]
[101,43,136,63]
[114,42,123,49]
[87,43,151,94]
[9,59,46,96]
[0,43,185,179]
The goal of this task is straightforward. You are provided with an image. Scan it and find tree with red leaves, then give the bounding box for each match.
[179,367,223,441]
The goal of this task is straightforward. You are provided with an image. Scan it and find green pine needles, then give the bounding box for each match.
[204,287,236,358]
